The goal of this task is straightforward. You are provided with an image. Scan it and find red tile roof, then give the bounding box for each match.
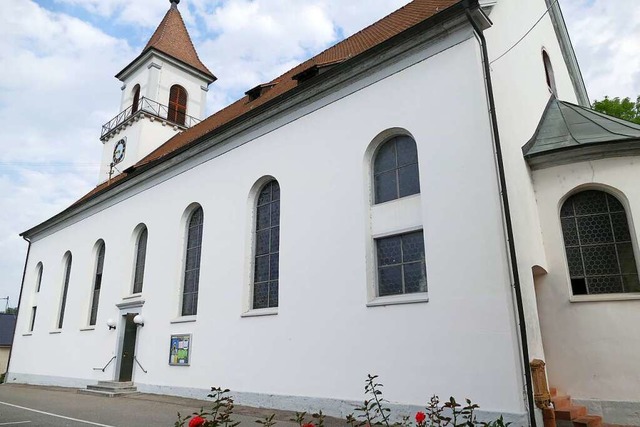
[74,0,461,206]
[122,4,215,81]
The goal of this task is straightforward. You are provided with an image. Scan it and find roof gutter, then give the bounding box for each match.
[463,2,537,425]
[6,236,31,383]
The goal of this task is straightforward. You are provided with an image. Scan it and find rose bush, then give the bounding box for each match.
[188,416,206,427]
[175,375,512,427]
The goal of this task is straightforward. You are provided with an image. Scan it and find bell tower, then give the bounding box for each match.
[98,0,216,182]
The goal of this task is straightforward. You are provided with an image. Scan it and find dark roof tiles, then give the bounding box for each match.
[141,5,215,80]
[0,313,16,347]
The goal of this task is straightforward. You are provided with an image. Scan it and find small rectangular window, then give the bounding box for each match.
[375,230,427,296]
[29,306,37,332]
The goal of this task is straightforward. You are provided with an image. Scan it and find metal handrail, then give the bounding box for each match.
[93,356,116,372]
[134,356,148,374]
[100,97,201,139]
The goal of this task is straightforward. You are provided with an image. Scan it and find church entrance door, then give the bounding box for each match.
[118,313,138,382]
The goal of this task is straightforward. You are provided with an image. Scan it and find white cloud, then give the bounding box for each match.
[192,1,338,111]
[560,0,640,101]
[0,0,415,309]
[54,0,171,28]
[0,0,135,306]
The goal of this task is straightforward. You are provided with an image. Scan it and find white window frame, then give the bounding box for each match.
[364,128,428,307]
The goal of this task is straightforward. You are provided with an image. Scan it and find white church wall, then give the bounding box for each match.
[99,54,210,182]
[154,58,209,121]
[484,0,585,364]
[11,33,527,421]
[98,117,185,182]
[532,157,640,424]
[117,54,208,121]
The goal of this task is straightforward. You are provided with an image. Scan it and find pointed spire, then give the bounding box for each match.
[142,1,215,81]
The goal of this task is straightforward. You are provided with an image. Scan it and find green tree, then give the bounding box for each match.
[592,96,640,124]
[4,307,17,315]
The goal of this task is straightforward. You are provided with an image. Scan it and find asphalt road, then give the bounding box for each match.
[0,384,310,427]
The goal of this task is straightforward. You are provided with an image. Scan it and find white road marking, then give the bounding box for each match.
[0,401,116,427]
[0,422,32,426]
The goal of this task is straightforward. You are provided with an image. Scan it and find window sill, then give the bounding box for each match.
[22,333,32,337]
[49,330,62,335]
[372,193,421,208]
[367,293,428,307]
[80,327,96,332]
[170,315,197,324]
[241,308,278,318]
[122,293,142,300]
[570,293,640,303]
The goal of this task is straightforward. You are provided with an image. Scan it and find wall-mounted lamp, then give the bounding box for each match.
[106,318,116,330]
[133,314,144,327]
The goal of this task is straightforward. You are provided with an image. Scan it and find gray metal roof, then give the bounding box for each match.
[523,97,640,169]
[0,313,16,347]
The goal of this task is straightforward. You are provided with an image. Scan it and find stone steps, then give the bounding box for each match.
[78,381,138,398]
[545,387,602,427]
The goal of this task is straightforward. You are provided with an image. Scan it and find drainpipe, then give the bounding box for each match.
[463,3,537,426]
[6,236,31,383]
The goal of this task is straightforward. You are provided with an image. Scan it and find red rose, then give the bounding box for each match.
[415,411,426,424]
[189,416,206,427]
[302,423,314,427]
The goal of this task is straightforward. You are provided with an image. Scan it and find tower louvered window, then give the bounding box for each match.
[168,85,188,126]
[561,190,640,295]
[132,84,141,113]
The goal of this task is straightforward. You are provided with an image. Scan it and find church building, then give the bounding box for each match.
[9,0,640,425]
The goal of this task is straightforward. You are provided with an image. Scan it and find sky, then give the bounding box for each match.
[0,0,639,310]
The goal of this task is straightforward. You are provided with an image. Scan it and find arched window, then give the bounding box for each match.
[132,84,141,113]
[58,252,72,329]
[133,227,148,294]
[30,262,43,332]
[35,262,43,292]
[561,190,639,295]
[168,84,188,126]
[89,241,105,326]
[542,51,557,96]
[182,207,203,316]
[252,180,280,309]
[373,135,420,204]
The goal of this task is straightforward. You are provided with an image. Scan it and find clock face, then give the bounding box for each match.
[113,139,126,164]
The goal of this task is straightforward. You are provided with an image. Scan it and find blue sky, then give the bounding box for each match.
[0,0,639,309]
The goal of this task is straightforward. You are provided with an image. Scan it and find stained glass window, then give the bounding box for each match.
[182,207,203,316]
[561,190,639,295]
[253,181,280,309]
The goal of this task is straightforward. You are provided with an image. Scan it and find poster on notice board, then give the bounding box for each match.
[169,334,191,366]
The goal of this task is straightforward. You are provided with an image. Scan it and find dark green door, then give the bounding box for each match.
[118,313,137,382]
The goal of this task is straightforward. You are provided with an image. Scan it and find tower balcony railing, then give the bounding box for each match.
[101,97,201,139]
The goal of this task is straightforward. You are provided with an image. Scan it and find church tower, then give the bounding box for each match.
[98,0,216,182]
